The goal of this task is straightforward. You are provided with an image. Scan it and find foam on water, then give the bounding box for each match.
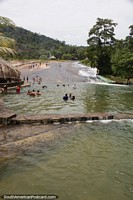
[86,119,133,124]
[73,62,104,83]
[73,62,130,87]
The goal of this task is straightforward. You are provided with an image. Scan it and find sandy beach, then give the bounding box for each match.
[14,60,87,83]
[11,60,50,71]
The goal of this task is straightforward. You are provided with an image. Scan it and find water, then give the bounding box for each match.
[2,82,133,115]
[0,62,133,200]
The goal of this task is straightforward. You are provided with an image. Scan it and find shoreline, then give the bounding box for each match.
[11,60,50,71]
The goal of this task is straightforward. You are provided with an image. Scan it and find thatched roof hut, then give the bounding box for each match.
[0,59,20,80]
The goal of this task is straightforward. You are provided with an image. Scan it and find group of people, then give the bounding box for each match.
[28,62,42,70]
[63,93,75,101]
[23,75,43,85]
[27,89,41,96]
[62,84,76,101]
[32,76,42,84]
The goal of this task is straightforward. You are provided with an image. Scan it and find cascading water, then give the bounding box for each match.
[74,62,114,84]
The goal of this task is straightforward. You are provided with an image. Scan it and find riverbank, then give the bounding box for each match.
[105,75,133,85]
[9,60,133,85]
[11,60,50,71]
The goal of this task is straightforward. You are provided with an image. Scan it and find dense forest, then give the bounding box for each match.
[0,16,133,79]
[0,25,87,60]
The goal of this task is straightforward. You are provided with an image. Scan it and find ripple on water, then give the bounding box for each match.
[2,82,133,114]
[0,120,133,200]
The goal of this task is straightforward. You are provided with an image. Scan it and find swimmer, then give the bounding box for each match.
[69,93,72,99]
[36,90,41,95]
[42,85,47,89]
[27,90,31,95]
[63,94,68,101]
[71,95,75,101]
[73,84,76,89]
[30,90,36,96]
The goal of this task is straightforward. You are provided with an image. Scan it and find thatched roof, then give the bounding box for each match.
[0,59,21,79]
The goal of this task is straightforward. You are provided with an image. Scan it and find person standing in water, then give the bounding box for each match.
[63,94,68,101]
[73,84,76,89]
[16,85,21,94]
[26,76,29,82]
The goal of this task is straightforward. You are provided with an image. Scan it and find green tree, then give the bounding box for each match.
[125,25,133,51]
[0,16,16,57]
[87,18,117,75]
[112,27,133,80]
[112,48,133,79]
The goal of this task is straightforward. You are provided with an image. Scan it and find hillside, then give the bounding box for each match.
[0,25,87,60]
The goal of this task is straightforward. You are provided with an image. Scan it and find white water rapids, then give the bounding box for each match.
[74,62,115,84]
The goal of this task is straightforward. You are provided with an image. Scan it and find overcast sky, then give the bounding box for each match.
[0,0,133,46]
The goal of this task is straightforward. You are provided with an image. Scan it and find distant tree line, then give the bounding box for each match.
[0,20,87,61]
[0,16,133,79]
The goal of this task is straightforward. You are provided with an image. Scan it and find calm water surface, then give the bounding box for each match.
[2,82,133,115]
[0,62,133,200]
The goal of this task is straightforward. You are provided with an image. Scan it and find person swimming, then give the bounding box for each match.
[36,90,41,95]
[63,94,68,101]
[30,90,36,96]
[27,90,31,95]
[69,93,72,99]
[42,85,47,88]
[71,95,75,101]
[73,84,76,89]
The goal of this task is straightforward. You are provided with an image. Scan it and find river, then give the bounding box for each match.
[0,61,133,200]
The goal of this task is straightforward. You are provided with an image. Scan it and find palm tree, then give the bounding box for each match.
[0,17,22,85]
[0,33,16,56]
[0,16,16,57]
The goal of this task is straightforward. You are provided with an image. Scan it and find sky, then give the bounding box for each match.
[0,0,133,46]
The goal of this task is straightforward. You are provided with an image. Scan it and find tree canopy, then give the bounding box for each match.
[87,18,117,47]
[0,16,16,57]
[86,18,133,78]
[87,18,117,75]
[0,18,87,60]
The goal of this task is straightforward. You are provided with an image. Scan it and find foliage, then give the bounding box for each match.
[88,18,117,47]
[87,18,117,75]
[0,16,16,57]
[112,47,133,78]
[111,27,133,78]
[125,25,133,52]
[0,16,15,27]
[0,23,87,60]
